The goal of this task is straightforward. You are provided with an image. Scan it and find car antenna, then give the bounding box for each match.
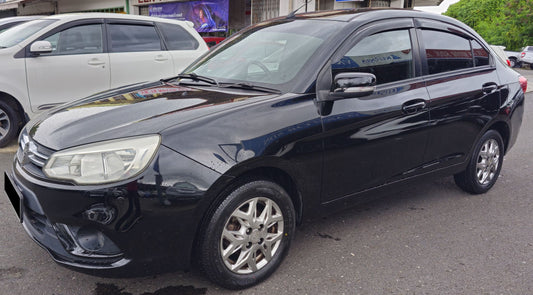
[287,0,311,19]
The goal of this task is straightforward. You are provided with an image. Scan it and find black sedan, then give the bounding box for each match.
[4,9,526,289]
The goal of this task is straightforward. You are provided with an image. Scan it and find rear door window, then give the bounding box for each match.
[472,40,489,67]
[421,30,473,74]
[108,24,162,52]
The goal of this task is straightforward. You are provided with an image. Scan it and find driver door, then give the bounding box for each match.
[320,20,431,203]
[25,21,110,112]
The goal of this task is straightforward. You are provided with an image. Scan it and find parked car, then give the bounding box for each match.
[202,36,225,48]
[0,16,44,33]
[490,45,511,67]
[505,49,521,68]
[5,9,526,289]
[519,46,533,68]
[0,13,208,146]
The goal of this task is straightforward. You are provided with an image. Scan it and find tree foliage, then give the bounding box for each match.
[444,0,533,51]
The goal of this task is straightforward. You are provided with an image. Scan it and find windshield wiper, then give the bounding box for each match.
[162,73,219,86]
[219,82,281,94]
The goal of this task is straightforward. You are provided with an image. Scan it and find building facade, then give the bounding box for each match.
[0,0,430,36]
[0,0,129,16]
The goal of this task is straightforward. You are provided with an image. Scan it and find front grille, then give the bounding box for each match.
[17,131,54,176]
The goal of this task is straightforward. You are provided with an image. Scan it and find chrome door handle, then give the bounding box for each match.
[482,82,498,94]
[88,59,105,66]
[402,100,427,114]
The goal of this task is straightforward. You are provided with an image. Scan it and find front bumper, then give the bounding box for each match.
[4,144,224,272]
[5,172,130,269]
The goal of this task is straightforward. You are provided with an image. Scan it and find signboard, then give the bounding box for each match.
[149,0,228,33]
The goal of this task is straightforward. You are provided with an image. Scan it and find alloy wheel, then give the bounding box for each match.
[0,108,11,140]
[220,197,284,274]
[476,138,500,185]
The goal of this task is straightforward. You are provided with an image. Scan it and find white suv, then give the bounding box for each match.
[0,13,208,146]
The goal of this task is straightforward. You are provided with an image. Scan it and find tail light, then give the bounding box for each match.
[506,59,511,67]
[519,75,527,93]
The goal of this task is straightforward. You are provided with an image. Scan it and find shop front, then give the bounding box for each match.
[132,0,250,37]
[5,0,128,16]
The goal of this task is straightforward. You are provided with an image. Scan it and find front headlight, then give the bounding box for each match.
[43,135,161,185]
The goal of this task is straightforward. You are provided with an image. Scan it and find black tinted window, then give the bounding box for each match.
[332,30,413,85]
[158,22,199,50]
[422,30,473,74]
[108,24,161,52]
[472,41,489,67]
[43,24,103,55]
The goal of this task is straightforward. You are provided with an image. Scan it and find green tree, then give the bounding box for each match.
[444,0,533,51]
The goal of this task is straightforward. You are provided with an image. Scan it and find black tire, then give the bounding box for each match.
[198,179,295,289]
[0,100,20,148]
[454,130,504,194]
[509,57,518,68]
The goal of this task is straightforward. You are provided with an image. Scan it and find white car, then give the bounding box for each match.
[0,13,208,146]
[0,16,44,33]
[519,46,533,67]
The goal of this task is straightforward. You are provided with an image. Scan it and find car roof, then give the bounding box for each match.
[281,8,480,41]
[291,8,451,22]
[0,15,44,24]
[40,13,193,26]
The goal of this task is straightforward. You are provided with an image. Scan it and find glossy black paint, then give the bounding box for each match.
[5,9,525,272]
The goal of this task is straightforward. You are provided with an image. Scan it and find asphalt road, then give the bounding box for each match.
[1,89,532,295]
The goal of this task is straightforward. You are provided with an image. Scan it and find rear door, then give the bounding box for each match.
[320,19,431,203]
[25,20,110,112]
[416,19,502,170]
[106,20,174,88]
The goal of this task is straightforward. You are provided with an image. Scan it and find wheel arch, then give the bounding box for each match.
[191,164,304,266]
[202,165,303,227]
[488,120,510,154]
[0,91,27,128]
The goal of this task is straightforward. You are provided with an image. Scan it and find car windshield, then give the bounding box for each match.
[185,19,342,91]
[0,19,56,48]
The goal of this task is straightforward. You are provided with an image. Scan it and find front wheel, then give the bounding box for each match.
[198,180,295,289]
[454,130,504,194]
[0,100,21,148]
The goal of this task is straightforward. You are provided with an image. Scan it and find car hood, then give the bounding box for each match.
[28,82,276,151]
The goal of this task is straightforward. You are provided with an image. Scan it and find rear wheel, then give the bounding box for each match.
[199,180,295,289]
[0,100,20,147]
[454,130,504,194]
[509,57,517,68]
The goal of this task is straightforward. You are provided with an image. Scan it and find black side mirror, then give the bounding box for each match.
[330,72,376,99]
